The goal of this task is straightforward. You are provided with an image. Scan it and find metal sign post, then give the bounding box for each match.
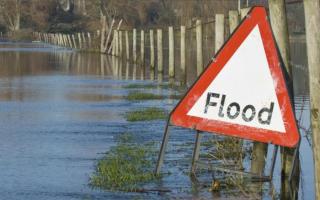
[155,120,279,182]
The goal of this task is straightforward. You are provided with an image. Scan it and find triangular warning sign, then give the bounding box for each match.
[170,7,299,147]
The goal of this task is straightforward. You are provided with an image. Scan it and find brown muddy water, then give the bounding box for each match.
[0,41,313,199]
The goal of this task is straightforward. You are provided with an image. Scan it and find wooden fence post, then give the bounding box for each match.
[240,8,251,19]
[66,34,70,47]
[150,29,155,80]
[157,29,163,82]
[57,34,60,45]
[168,26,175,83]
[64,34,68,47]
[140,30,145,80]
[180,26,186,85]
[87,32,92,49]
[108,19,123,54]
[196,20,203,76]
[62,34,65,46]
[125,30,129,60]
[53,34,56,45]
[111,31,115,56]
[104,19,115,53]
[215,14,225,53]
[64,35,68,47]
[304,0,320,198]
[100,15,106,52]
[269,1,291,75]
[239,6,269,180]
[229,10,239,34]
[115,30,119,56]
[58,34,62,46]
[67,35,73,48]
[133,29,137,63]
[96,30,100,38]
[82,32,87,49]
[118,30,123,76]
[269,0,294,178]
[72,34,77,49]
[50,33,55,44]
[119,31,123,57]
[60,34,64,46]
[78,33,82,49]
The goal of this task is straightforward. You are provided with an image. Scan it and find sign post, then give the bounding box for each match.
[155,7,300,179]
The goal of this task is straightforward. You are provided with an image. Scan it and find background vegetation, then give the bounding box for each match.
[0,0,305,35]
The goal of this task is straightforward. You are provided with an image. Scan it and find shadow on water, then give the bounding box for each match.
[0,41,313,199]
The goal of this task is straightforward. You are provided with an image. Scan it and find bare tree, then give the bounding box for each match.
[0,0,21,31]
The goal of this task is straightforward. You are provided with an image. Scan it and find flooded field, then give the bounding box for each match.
[0,41,313,199]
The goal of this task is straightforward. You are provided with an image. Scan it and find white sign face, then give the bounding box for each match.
[187,25,285,133]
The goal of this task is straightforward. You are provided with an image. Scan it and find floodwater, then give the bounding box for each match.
[0,41,313,199]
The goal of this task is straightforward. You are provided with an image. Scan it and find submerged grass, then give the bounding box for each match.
[125,107,167,122]
[90,133,159,192]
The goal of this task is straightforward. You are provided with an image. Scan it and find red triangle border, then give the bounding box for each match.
[170,7,300,147]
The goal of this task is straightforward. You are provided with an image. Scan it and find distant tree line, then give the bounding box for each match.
[0,0,304,35]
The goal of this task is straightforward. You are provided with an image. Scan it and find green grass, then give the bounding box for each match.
[90,134,159,191]
[126,92,164,101]
[125,107,167,122]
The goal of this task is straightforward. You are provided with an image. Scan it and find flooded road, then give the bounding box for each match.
[0,41,313,199]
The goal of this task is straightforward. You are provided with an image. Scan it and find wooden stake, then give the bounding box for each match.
[240,8,251,19]
[78,33,82,49]
[72,34,77,49]
[157,29,163,82]
[304,0,320,198]
[104,19,115,53]
[215,14,225,53]
[180,26,186,85]
[269,0,291,75]
[100,15,107,52]
[168,26,175,82]
[133,29,137,63]
[125,30,129,60]
[269,0,294,178]
[82,32,87,49]
[119,31,123,57]
[87,32,91,49]
[229,10,239,34]
[140,30,145,80]
[196,20,203,76]
[112,31,116,56]
[150,29,155,80]
[107,19,123,54]
[115,30,118,56]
